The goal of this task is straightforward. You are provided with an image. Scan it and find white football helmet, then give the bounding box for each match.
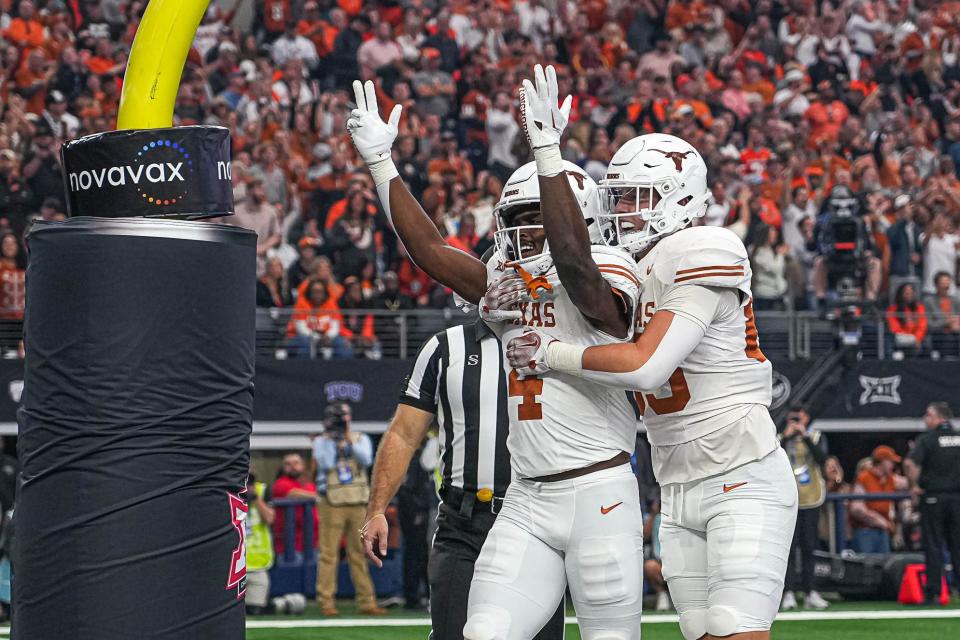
[597,133,709,255]
[492,160,607,276]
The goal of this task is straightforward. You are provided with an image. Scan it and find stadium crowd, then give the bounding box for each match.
[0,0,958,359]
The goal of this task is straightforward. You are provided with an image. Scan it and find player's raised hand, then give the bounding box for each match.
[481,272,527,323]
[519,64,572,151]
[347,79,401,165]
[507,328,554,377]
[359,512,388,568]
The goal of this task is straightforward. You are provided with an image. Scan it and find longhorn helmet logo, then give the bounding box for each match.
[651,149,694,172]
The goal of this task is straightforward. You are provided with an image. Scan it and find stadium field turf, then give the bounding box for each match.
[239,600,960,640]
[243,619,959,640]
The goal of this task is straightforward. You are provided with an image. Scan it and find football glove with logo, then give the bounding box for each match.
[506,328,554,377]
[347,79,401,186]
[519,64,571,176]
[481,273,527,323]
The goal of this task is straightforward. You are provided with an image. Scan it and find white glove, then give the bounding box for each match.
[347,80,401,184]
[520,64,571,176]
[481,273,527,323]
[506,329,554,377]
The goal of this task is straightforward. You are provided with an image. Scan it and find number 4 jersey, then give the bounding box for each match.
[633,225,779,485]
[487,245,642,479]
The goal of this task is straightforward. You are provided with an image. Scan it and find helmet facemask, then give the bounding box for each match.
[493,204,552,274]
[598,177,683,253]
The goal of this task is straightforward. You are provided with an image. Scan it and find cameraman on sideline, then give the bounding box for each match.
[313,402,385,616]
[779,404,829,611]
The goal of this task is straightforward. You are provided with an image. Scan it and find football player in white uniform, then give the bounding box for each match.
[507,112,798,640]
[346,79,646,640]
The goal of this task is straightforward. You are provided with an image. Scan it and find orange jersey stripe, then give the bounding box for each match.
[597,264,642,289]
[675,264,745,275]
[674,270,745,283]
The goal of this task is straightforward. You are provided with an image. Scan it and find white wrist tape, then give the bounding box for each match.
[546,341,585,373]
[368,157,399,187]
[533,145,564,177]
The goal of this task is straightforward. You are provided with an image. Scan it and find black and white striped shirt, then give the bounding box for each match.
[398,320,511,497]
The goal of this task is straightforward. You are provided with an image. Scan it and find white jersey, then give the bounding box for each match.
[633,226,778,484]
[488,245,642,478]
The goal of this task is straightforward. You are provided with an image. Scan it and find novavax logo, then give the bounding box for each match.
[67,138,194,207]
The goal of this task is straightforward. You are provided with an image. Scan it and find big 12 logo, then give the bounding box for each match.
[226,491,248,599]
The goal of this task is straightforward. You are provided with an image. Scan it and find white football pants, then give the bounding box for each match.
[464,463,644,640]
[659,448,798,640]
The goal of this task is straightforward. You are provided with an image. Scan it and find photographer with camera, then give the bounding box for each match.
[811,185,881,310]
[312,402,385,616]
[779,405,829,611]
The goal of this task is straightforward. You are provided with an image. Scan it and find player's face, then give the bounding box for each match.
[612,186,661,235]
[508,208,546,259]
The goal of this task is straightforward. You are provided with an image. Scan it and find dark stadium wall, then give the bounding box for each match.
[3,356,947,441]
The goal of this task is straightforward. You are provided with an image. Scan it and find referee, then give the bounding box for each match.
[360,319,565,640]
[904,401,960,604]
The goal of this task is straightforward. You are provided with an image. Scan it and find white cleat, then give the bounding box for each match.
[780,590,797,611]
[655,591,673,612]
[805,590,829,610]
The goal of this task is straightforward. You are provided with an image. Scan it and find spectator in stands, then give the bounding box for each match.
[3,0,960,362]
[312,402,384,616]
[780,404,829,611]
[4,1,44,53]
[412,48,455,118]
[371,271,414,358]
[850,445,908,553]
[357,21,402,79]
[21,121,61,212]
[255,139,289,199]
[270,453,319,556]
[298,256,344,303]
[245,472,276,616]
[338,276,380,359]
[0,149,31,242]
[922,213,959,296]
[225,178,281,277]
[886,195,924,280]
[887,282,928,357]
[288,237,320,294]
[924,272,960,358]
[286,280,352,359]
[326,190,377,281]
[0,233,25,356]
[271,19,319,69]
[42,90,78,140]
[486,91,520,184]
[256,257,292,309]
[822,455,853,549]
[751,225,790,311]
[445,212,479,257]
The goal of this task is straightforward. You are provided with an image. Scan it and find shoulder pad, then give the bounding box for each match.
[590,244,642,307]
[652,226,752,292]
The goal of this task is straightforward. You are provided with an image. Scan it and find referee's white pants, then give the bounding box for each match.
[464,463,644,640]
[659,448,798,640]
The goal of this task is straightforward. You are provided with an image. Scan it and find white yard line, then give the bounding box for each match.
[0,609,954,635]
[239,609,960,629]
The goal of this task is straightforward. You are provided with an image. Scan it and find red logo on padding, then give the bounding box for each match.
[226,491,248,599]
